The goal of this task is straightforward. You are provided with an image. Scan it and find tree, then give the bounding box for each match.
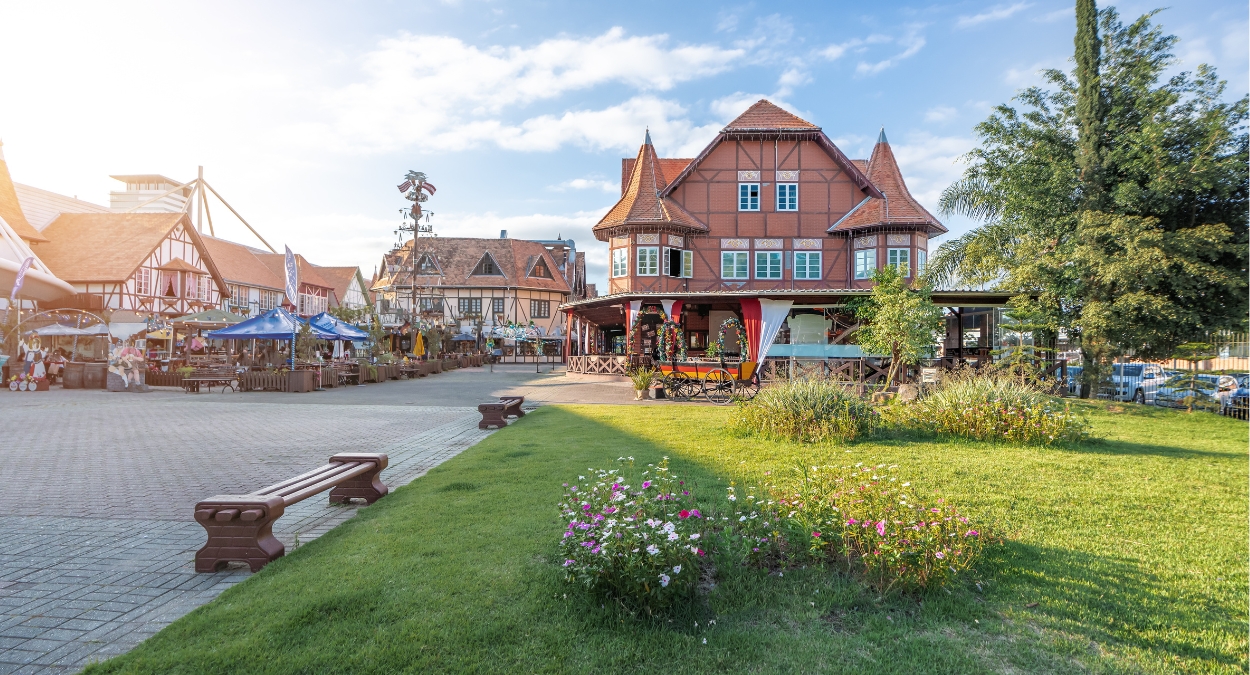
[927,4,1248,397]
[855,265,944,387]
[295,321,318,362]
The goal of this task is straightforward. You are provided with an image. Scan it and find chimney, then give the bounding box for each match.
[499,229,507,239]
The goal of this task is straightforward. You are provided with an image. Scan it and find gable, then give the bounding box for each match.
[527,255,553,279]
[416,253,442,275]
[470,252,504,276]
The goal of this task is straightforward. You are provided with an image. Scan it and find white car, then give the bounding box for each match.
[1109,363,1166,404]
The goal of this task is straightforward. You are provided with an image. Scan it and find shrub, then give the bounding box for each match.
[725,464,993,594]
[727,378,879,443]
[557,458,706,613]
[627,367,657,391]
[903,369,1089,444]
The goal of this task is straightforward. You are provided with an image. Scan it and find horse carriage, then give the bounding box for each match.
[632,309,761,405]
[657,358,760,404]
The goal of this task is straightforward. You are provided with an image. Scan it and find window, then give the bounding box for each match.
[738,183,760,211]
[260,290,280,310]
[531,299,550,318]
[529,257,553,279]
[888,248,910,276]
[682,250,694,278]
[471,254,502,276]
[854,250,875,280]
[794,251,822,280]
[186,274,198,299]
[415,254,440,275]
[611,248,629,277]
[721,251,749,279]
[776,183,798,211]
[135,268,151,296]
[418,297,440,313]
[492,297,505,316]
[458,297,482,316]
[917,249,927,274]
[198,275,212,302]
[755,251,782,279]
[665,248,687,278]
[636,246,659,276]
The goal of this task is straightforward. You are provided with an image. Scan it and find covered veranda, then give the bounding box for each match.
[561,289,1043,383]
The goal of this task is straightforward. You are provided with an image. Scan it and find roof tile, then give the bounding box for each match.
[831,136,946,234]
[723,100,819,131]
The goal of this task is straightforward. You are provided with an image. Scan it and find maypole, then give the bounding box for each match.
[395,171,437,357]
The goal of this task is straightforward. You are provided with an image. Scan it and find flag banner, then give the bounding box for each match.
[10,256,34,301]
[284,246,299,307]
[420,182,437,194]
[397,180,413,193]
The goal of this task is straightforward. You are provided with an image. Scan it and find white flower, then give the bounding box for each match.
[659,573,670,587]
[667,532,679,541]
[727,495,736,501]
[663,522,676,533]
[646,544,659,555]
[673,565,681,574]
[902,482,911,487]
[739,516,747,522]
[689,533,700,540]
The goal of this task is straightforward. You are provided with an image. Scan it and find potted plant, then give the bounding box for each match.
[628,367,657,400]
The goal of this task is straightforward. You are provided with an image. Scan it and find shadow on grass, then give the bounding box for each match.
[84,404,1243,675]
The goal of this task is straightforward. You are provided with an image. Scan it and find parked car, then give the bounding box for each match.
[1216,374,1247,417]
[1223,375,1249,419]
[1065,365,1083,395]
[1155,373,1222,412]
[1107,362,1166,403]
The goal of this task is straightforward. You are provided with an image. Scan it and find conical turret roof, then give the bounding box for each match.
[829,131,946,234]
[593,134,706,241]
[0,141,49,243]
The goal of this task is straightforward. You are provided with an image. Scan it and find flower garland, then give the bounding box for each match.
[656,319,687,363]
[625,307,664,356]
[714,317,750,361]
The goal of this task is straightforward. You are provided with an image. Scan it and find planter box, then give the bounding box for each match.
[287,370,316,393]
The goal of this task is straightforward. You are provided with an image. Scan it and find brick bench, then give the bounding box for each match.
[194,453,388,572]
[478,396,525,429]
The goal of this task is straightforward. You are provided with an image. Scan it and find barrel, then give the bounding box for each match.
[83,363,107,389]
[63,362,84,389]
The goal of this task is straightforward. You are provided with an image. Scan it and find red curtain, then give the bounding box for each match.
[670,299,684,322]
[739,298,762,362]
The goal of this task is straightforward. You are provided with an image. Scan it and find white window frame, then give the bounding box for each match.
[755,251,782,279]
[636,246,659,276]
[917,249,927,274]
[134,268,151,296]
[793,251,822,280]
[682,250,694,278]
[854,250,876,280]
[776,183,798,211]
[530,299,551,318]
[198,275,211,302]
[738,183,760,211]
[721,251,749,279]
[611,248,629,278]
[888,248,911,276]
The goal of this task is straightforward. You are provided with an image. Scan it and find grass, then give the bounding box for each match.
[86,401,1248,674]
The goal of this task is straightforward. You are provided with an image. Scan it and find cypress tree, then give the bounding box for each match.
[1074,0,1104,208]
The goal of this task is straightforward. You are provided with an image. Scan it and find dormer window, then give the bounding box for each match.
[529,257,553,279]
[415,254,441,275]
[471,253,503,276]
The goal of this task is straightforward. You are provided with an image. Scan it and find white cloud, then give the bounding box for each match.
[889,132,975,212]
[1035,7,1073,23]
[924,105,959,122]
[1003,59,1064,87]
[956,3,1033,29]
[317,28,745,154]
[552,178,618,193]
[855,28,926,76]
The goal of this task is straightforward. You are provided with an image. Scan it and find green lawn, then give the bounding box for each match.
[87,402,1248,674]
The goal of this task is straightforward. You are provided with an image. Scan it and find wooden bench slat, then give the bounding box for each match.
[278,462,375,506]
[252,461,345,496]
[264,462,364,500]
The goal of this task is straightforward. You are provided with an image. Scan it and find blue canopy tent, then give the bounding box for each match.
[205,308,337,340]
[308,312,369,340]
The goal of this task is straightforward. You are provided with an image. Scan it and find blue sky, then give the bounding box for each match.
[0,0,1245,290]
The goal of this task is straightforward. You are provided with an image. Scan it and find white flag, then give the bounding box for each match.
[284,246,299,308]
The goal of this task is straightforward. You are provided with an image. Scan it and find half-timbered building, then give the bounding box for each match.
[564,100,1014,376]
[34,212,227,316]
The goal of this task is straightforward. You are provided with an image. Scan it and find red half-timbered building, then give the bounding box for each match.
[564,100,1012,375]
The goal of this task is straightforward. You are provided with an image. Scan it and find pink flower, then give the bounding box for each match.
[935,551,945,559]
[604,507,617,514]
[642,481,652,489]
[697,548,705,556]
[563,532,572,538]
[690,509,702,518]
[679,510,691,519]
[965,530,979,537]
[582,504,591,511]
[846,518,858,526]
[563,559,575,566]
[812,531,821,538]
[876,521,886,536]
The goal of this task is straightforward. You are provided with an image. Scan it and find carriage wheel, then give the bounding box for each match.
[738,373,761,401]
[703,368,736,405]
[664,372,694,402]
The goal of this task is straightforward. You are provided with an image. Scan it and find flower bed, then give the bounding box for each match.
[558,458,705,613]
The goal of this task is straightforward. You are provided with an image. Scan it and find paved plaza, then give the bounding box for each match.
[0,365,647,673]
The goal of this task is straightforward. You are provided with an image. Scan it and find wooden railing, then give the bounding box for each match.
[567,355,631,376]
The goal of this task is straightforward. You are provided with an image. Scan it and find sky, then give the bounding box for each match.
[0,0,1245,291]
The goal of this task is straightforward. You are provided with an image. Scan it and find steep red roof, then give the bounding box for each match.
[0,142,49,243]
[830,131,946,235]
[380,238,572,294]
[620,157,693,194]
[255,253,334,290]
[201,236,284,290]
[594,133,706,240]
[723,100,819,131]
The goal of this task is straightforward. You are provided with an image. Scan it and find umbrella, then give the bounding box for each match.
[413,331,425,357]
[308,312,369,340]
[25,324,88,336]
